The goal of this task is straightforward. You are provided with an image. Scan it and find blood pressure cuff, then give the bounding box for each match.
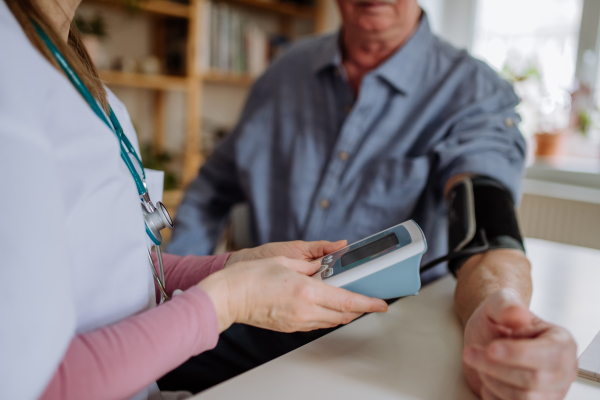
[447,176,525,276]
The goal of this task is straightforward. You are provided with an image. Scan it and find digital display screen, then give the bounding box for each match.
[341,233,399,268]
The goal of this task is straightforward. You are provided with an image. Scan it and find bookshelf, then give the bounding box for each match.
[86,0,328,186]
[100,70,255,89]
[99,70,189,90]
[89,0,317,19]
[203,70,255,86]
[89,0,191,18]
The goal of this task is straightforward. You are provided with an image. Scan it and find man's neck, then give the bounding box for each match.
[342,27,413,71]
[33,0,81,42]
[341,10,421,95]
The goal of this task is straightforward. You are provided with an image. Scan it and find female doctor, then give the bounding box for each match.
[0,1,388,399]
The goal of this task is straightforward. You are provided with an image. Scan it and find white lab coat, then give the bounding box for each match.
[0,2,159,399]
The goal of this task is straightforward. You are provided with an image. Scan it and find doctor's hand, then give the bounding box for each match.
[224,240,348,267]
[462,288,577,400]
[198,256,387,333]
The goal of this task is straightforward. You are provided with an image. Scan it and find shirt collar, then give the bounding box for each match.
[311,12,435,95]
[310,32,343,74]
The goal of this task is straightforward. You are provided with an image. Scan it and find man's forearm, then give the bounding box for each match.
[454,249,532,325]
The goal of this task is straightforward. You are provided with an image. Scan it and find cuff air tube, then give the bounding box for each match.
[420,176,525,275]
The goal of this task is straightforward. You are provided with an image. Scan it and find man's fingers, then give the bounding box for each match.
[314,281,388,314]
[464,346,557,390]
[305,240,347,259]
[480,373,563,400]
[481,386,503,400]
[486,332,576,370]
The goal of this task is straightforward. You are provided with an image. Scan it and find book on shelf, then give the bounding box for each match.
[202,1,270,77]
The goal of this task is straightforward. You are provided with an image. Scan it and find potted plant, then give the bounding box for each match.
[501,56,576,158]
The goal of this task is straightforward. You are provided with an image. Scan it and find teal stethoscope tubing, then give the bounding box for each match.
[33,23,147,198]
[34,23,171,302]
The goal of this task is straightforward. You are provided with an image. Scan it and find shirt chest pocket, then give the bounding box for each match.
[350,156,431,236]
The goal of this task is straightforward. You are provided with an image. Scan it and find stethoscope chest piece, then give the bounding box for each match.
[142,201,173,246]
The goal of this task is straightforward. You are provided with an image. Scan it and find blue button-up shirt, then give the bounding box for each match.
[168,14,526,280]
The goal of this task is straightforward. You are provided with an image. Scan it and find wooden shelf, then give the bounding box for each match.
[87,0,314,19]
[140,0,190,17]
[86,0,190,18]
[99,70,189,90]
[203,70,255,86]
[221,0,315,18]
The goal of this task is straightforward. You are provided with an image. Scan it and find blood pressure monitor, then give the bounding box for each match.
[312,220,427,299]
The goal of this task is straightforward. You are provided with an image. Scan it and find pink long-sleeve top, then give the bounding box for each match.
[39,252,230,400]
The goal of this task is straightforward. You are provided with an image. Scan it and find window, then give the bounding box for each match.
[472,0,583,136]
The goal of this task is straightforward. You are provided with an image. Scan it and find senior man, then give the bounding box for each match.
[162,0,578,398]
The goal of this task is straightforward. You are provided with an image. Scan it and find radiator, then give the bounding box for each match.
[518,180,600,250]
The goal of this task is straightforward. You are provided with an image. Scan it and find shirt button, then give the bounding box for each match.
[505,117,515,127]
[338,151,349,161]
[320,199,330,209]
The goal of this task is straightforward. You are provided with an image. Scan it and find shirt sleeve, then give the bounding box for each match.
[166,75,274,257]
[166,130,245,256]
[433,71,527,203]
[154,252,230,296]
[39,285,219,400]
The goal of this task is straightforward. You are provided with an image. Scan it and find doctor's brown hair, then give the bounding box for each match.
[5,0,108,110]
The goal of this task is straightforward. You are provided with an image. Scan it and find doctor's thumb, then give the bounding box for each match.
[285,258,322,276]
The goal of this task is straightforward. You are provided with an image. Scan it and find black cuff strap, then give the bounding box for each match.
[420,176,525,275]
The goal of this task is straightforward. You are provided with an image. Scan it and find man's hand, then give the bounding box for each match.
[225,240,348,267]
[462,288,577,400]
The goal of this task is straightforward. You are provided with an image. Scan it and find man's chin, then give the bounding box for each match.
[352,16,396,34]
[350,0,396,4]
[349,1,396,17]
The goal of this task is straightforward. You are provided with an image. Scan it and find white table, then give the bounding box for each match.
[193,239,600,399]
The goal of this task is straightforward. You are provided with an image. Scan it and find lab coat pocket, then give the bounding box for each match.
[353,156,430,236]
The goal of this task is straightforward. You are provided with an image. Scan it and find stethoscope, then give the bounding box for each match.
[35,23,173,304]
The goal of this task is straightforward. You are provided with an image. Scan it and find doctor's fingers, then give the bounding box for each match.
[464,346,574,391]
[312,281,388,314]
[293,308,364,331]
[274,256,322,275]
[284,306,364,332]
[480,374,569,400]
[303,240,348,259]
